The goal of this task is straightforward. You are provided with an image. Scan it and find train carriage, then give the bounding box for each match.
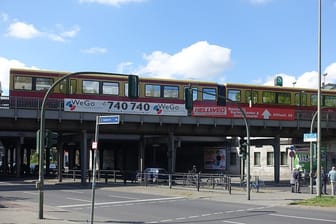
[8,67,336,116]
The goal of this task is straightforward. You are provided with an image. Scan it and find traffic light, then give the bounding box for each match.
[239,139,247,160]
[45,130,58,148]
[184,87,193,111]
[217,85,226,106]
[128,75,139,98]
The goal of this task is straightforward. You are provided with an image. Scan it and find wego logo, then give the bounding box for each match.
[153,105,163,114]
[65,101,76,111]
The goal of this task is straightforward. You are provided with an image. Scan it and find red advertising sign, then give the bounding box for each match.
[192,106,295,120]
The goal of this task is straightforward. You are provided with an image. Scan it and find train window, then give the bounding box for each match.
[14,76,32,90]
[60,79,77,94]
[324,95,336,107]
[295,92,307,106]
[277,92,291,104]
[163,85,178,98]
[311,94,317,106]
[36,77,53,91]
[83,80,99,94]
[103,82,119,95]
[228,89,240,102]
[183,87,198,101]
[202,88,216,101]
[245,90,257,104]
[145,84,160,97]
[262,91,275,104]
[124,83,128,97]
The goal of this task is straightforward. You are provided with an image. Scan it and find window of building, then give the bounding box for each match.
[280,151,288,165]
[202,88,216,100]
[36,77,53,91]
[230,152,237,165]
[267,152,274,166]
[254,152,261,166]
[163,85,179,98]
[14,76,32,90]
[83,80,99,94]
[228,89,241,102]
[103,82,119,95]
[145,84,160,97]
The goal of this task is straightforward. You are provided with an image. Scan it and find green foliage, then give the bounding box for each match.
[290,196,336,207]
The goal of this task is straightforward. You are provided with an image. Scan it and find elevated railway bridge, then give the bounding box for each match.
[0,96,336,183]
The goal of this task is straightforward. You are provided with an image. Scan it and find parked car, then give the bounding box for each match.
[141,168,169,183]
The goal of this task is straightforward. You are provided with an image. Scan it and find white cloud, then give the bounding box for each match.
[6,21,41,39]
[0,57,31,95]
[1,12,9,22]
[262,69,336,89]
[81,47,108,54]
[134,41,232,81]
[78,0,146,7]
[6,21,80,42]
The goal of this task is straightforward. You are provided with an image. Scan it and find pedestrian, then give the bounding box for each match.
[328,166,336,196]
[293,168,301,193]
[290,168,296,193]
[321,167,327,194]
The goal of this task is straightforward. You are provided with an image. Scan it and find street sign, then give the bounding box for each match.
[98,115,120,124]
[92,141,97,150]
[303,133,317,142]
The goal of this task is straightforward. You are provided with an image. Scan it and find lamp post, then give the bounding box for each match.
[316,0,322,197]
[38,71,133,219]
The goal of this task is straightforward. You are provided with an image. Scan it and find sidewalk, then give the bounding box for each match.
[0,180,320,224]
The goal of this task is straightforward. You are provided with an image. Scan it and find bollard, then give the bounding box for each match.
[197,173,200,191]
[169,174,172,189]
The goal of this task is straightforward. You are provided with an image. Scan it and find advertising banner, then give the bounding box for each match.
[204,148,226,170]
[64,98,188,116]
[193,106,295,120]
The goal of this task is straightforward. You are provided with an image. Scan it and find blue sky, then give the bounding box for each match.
[1,0,336,95]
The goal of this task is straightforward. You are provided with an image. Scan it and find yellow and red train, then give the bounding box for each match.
[8,68,336,115]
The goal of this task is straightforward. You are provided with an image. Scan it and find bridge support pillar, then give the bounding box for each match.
[273,136,280,183]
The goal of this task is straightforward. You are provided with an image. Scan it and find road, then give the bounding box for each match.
[0,180,335,224]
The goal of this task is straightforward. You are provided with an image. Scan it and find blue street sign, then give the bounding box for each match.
[98,115,120,125]
[303,133,317,142]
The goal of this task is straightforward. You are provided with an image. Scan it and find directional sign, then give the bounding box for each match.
[303,133,317,142]
[98,115,120,125]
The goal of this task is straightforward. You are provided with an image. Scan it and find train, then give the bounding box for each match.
[8,68,336,118]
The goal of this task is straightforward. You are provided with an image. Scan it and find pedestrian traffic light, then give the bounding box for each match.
[128,75,139,98]
[239,139,247,160]
[184,87,193,111]
[217,85,226,106]
[45,130,58,148]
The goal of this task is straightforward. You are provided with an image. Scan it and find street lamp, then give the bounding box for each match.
[316,0,322,197]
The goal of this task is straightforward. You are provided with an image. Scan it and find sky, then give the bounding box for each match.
[1,0,336,95]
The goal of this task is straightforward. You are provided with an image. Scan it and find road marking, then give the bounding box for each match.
[66,197,91,202]
[108,194,138,200]
[222,221,246,224]
[269,214,336,223]
[24,191,37,195]
[58,196,184,208]
[61,190,85,194]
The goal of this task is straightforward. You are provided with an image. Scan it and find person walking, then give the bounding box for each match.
[290,168,296,193]
[293,169,301,193]
[328,166,336,196]
[321,167,327,194]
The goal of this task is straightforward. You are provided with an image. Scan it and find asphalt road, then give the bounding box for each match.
[0,180,335,224]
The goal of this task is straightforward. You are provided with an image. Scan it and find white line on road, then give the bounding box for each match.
[269,213,336,223]
[108,194,138,200]
[58,196,184,208]
[66,197,91,202]
[222,220,246,224]
[61,190,85,194]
